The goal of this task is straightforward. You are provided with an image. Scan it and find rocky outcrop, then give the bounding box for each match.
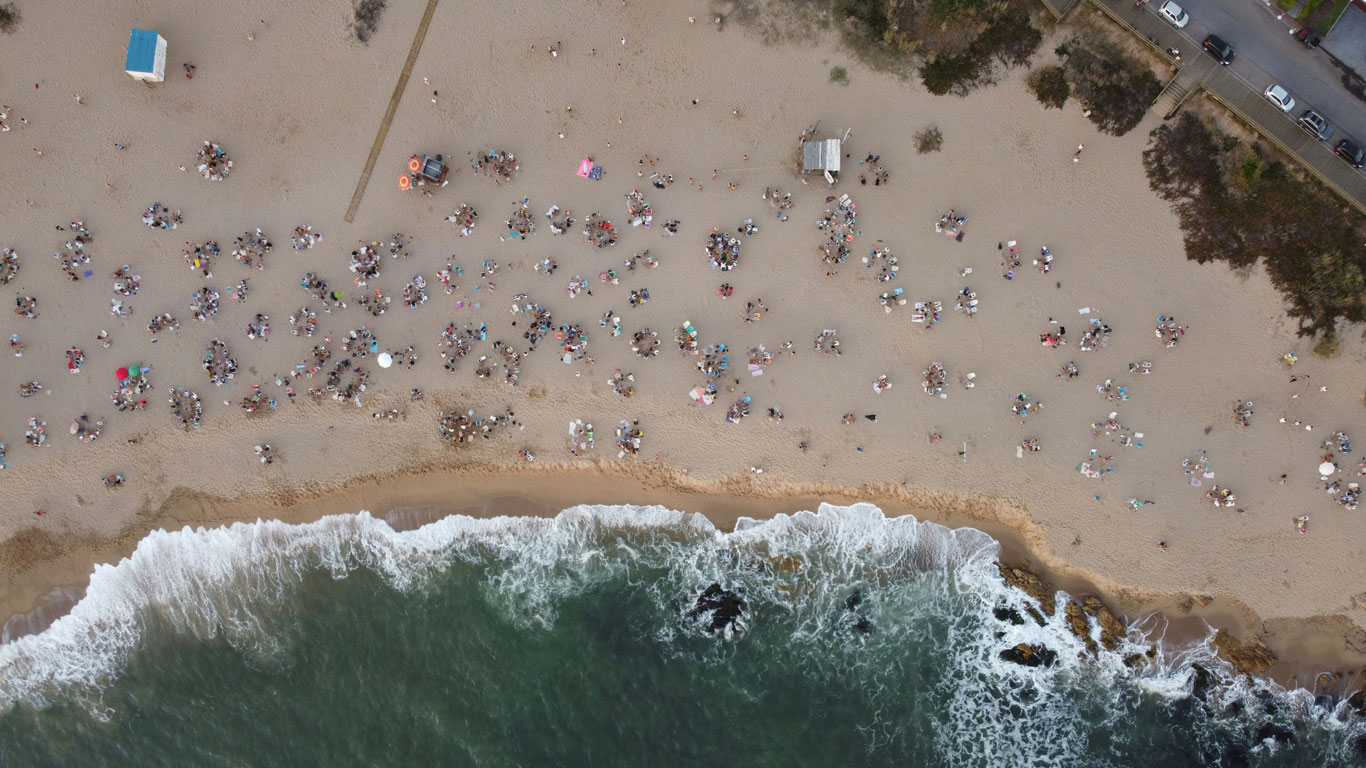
[1212,630,1277,675]
[997,562,1127,655]
[999,643,1058,667]
[689,583,746,634]
[997,563,1056,615]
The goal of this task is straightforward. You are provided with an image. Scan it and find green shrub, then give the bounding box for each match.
[1027,66,1069,109]
[829,66,849,83]
[0,3,19,33]
[914,126,943,153]
[1059,38,1161,135]
[917,10,1041,95]
[729,0,1040,93]
[352,0,386,43]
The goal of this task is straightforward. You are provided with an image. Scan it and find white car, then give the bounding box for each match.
[1263,84,1295,113]
[1158,0,1189,28]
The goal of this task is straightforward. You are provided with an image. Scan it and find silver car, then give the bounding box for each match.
[1263,84,1295,113]
[1158,0,1189,28]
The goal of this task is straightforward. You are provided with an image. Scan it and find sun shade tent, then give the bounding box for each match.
[802,139,841,175]
[125,29,167,82]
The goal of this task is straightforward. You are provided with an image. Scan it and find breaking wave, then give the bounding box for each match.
[1,502,1363,765]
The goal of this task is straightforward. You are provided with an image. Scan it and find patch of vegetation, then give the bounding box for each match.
[1312,0,1352,28]
[1058,38,1161,135]
[737,0,1039,92]
[0,3,19,33]
[1142,112,1366,341]
[920,10,1042,95]
[914,126,943,153]
[352,0,386,44]
[1297,0,1325,20]
[829,65,849,83]
[1027,65,1070,109]
[1277,0,1296,10]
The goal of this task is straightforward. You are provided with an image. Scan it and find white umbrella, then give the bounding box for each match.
[1319,461,1336,476]
[377,352,393,368]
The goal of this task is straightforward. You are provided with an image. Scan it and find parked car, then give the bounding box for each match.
[1201,35,1235,65]
[1296,28,1320,48]
[1298,110,1332,141]
[1158,0,1189,28]
[1263,84,1295,113]
[1335,139,1365,169]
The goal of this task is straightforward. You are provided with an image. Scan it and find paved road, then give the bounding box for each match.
[1143,0,1366,153]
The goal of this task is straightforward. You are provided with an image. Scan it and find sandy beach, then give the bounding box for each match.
[2,0,1365,685]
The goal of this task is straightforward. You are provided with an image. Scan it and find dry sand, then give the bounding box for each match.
[1,0,1364,674]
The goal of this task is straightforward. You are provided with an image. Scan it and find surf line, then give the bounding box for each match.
[344,0,441,223]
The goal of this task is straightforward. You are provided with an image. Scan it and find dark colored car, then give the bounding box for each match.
[1202,34,1235,65]
[1296,28,1320,48]
[1335,139,1364,169]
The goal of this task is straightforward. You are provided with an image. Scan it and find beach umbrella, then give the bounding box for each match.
[128,364,140,377]
[115,366,129,380]
[377,352,393,368]
[1320,461,1336,476]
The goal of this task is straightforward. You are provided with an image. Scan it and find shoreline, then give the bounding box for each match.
[4,463,1365,695]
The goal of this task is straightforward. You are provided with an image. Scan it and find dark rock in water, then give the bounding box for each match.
[688,583,745,634]
[993,606,1025,626]
[1219,743,1252,768]
[845,590,862,611]
[1254,688,1280,717]
[1314,693,1334,710]
[1024,606,1047,627]
[1224,700,1244,717]
[1347,689,1366,715]
[1191,663,1217,701]
[1254,722,1295,746]
[999,643,1058,668]
[1353,733,1366,759]
[841,590,873,635]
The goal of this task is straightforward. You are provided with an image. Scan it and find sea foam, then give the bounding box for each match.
[0,502,1359,763]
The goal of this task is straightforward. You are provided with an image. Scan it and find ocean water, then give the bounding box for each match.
[0,503,1362,767]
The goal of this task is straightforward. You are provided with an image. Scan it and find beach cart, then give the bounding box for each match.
[399,154,448,190]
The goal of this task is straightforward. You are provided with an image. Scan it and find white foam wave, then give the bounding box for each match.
[0,501,1358,762]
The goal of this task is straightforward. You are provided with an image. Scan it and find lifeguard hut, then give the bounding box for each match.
[125,29,167,82]
[802,137,842,185]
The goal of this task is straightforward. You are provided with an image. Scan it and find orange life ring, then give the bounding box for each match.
[408,156,421,173]
[398,175,412,190]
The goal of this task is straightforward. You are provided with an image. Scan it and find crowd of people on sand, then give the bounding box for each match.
[0,126,1353,555]
[196,141,233,181]
[143,203,182,230]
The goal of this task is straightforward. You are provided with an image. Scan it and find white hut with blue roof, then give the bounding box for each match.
[125,29,167,82]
